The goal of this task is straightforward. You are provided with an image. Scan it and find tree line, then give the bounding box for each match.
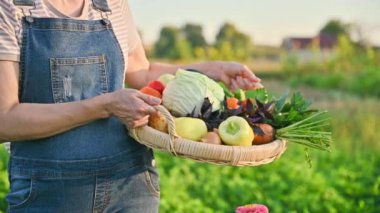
[150,22,252,61]
[147,19,377,61]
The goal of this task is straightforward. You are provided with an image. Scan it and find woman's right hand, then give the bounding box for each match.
[105,89,162,129]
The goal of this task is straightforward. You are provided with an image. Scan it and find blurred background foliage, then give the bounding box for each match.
[149,19,380,98]
[0,18,379,212]
[0,147,9,212]
[143,17,380,212]
[151,22,253,61]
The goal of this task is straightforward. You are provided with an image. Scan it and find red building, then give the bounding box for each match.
[282,34,338,51]
[282,34,338,62]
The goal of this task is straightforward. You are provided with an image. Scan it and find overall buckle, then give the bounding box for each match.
[99,10,112,20]
[19,1,36,17]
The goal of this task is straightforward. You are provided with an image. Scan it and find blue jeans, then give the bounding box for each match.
[7,152,160,213]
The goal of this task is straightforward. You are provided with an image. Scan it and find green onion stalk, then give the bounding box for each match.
[275,111,332,152]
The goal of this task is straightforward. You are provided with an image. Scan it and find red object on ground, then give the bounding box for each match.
[235,204,269,213]
[148,80,165,94]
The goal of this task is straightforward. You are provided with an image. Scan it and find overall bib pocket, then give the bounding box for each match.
[50,55,108,103]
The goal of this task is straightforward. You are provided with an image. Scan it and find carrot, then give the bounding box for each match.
[226,97,239,109]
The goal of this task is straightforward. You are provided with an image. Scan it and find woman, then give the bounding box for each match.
[0,0,261,212]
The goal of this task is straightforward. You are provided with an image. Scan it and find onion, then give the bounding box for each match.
[252,123,275,145]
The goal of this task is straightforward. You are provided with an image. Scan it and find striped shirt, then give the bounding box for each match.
[0,0,141,64]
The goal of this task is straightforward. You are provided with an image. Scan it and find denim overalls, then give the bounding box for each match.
[6,0,160,212]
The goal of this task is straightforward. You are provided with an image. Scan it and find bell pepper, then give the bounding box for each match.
[218,116,254,146]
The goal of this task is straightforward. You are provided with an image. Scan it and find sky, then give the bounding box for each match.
[129,0,380,47]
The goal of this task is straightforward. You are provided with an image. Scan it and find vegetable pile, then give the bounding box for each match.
[141,69,332,164]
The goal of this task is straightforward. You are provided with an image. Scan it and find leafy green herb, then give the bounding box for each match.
[218,82,234,98]
[291,92,311,112]
[275,91,289,112]
[245,88,270,103]
[234,89,246,101]
[272,92,316,128]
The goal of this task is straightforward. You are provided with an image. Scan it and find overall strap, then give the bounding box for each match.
[13,0,34,6]
[92,0,111,12]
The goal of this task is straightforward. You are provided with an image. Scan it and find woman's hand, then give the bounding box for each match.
[105,89,161,129]
[198,61,263,92]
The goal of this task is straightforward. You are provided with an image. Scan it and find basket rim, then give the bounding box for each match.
[131,124,288,166]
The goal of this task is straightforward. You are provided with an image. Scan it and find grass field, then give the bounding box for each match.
[0,78,379,212]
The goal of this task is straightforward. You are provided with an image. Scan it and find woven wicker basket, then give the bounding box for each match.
[130,105,288,166]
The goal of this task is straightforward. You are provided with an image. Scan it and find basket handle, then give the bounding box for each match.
[154,105,178,156]
[129,105,179,156]
[154,105,177,134]
[153,105,179,156]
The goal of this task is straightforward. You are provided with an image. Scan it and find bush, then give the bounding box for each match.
[350,66,380,97]
[156,148,380,212]
[0,146,9,212]
[281,35,380,98]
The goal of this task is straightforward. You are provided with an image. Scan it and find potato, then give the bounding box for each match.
[149,111,168,133]
[201,132,222,145]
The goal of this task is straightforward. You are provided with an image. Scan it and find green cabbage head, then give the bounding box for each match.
[162,69,225,117]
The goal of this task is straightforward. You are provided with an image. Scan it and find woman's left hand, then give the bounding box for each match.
[199,61,263,91]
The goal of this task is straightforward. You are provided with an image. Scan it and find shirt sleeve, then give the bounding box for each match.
[0,0,20,62]
[120,0,142,54]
